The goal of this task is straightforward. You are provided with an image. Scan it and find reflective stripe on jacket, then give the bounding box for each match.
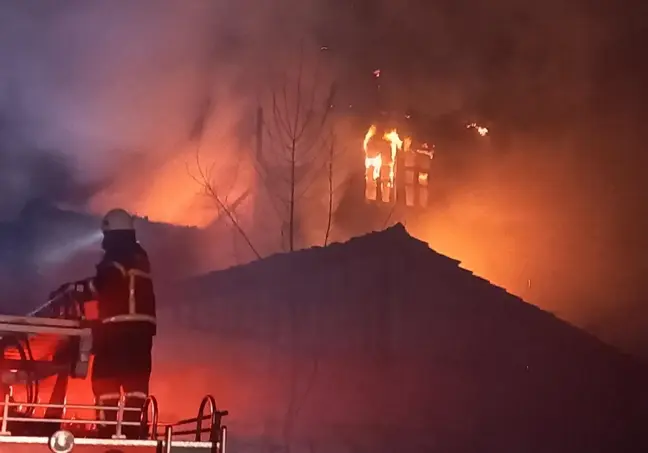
[100,261,156,326]
[89,243,157,334]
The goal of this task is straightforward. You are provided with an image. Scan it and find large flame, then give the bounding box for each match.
[363,125,408,189]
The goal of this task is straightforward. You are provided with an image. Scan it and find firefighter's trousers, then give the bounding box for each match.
[91,324,153,439]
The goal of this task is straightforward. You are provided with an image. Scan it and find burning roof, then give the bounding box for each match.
[165,223,647,453]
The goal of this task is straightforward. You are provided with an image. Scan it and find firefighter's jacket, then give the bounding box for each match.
[74,242,157,337]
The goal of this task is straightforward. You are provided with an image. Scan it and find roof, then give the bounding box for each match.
[162,225,648,451]
[178,222,641,373]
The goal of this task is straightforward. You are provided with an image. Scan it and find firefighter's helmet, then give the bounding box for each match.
[101,208,135,232]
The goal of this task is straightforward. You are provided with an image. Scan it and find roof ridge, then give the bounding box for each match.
[194,222,427,281]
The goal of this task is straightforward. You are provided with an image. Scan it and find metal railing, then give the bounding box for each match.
[160,395,228,453]
[0,392,228,452]
[0,392,142,438]
[141,395,159,439]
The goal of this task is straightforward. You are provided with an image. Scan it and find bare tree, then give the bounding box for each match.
[184,44,262,261]
[183,43,342,453]
[188,44,337,259]
[257,45,337,252]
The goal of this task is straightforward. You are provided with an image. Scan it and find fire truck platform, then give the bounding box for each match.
[0,305,229,453]
[0,393,228,453]
[0,436,213,453]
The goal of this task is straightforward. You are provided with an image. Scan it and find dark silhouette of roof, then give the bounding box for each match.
[183,222,642,373]
[174,223,647,453]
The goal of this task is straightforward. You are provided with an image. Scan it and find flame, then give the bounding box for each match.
[363,125,409,190]
[403,137,412,153]
[363,124,377,150]
[363,125,440,206]
[467,122,489,137]
[382,129,403,186]
[363,125,381,181]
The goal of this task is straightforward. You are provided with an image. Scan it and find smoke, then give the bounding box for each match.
[326,0,648,351]
[0,1,646,351]
[0,116,101,218]
[352,1,648,351]
[0,0,347,228]
[0,2,255,223]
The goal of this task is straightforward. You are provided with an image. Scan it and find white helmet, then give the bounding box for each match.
[101,208,135,232]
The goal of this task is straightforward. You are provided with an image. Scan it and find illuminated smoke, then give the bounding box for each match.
[38,230,103,265]
[0,1,644,353]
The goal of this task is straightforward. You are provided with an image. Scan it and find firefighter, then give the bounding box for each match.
[52,208,156,439]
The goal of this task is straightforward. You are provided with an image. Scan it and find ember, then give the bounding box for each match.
[467,122,489,136]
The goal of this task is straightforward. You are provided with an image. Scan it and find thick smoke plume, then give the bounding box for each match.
[0,0,646,354]
[0,0,339,226]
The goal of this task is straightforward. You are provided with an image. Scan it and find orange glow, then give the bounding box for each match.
[90,152,217,227]
[5,341,97,422]
[403,144,619,324]
[89,140,255,228]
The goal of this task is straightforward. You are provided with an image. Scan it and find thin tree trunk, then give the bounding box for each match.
[289,137,296,251]
[324,140,334,246]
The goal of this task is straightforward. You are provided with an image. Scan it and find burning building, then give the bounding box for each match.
[361,119,489,209]
[363,124,434,208]
[335,118,491,238]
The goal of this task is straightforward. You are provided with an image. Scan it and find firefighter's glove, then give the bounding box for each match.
[49,281,92,300]
[72,279,95,301]
[49,283,74,300]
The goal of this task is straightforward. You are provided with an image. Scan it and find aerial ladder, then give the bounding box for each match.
[0,294,228,453]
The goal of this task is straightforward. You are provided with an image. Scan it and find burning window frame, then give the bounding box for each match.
[363,125,433,208]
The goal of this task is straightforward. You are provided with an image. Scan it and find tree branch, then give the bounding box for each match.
[189,148,261,259]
